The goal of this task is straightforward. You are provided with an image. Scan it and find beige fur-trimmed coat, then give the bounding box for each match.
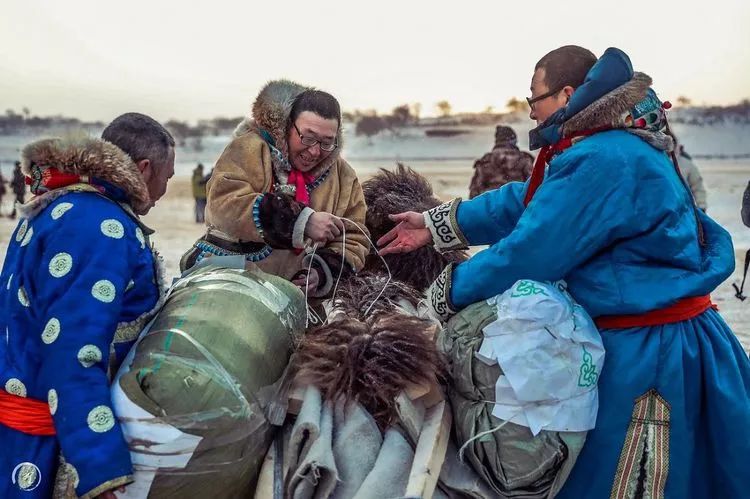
[204,80,368,281]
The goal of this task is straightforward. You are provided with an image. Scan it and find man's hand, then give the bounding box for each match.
[305,212,344,245]
[96,485,127,499]
[377,212,432,255]
[292,268,320,293]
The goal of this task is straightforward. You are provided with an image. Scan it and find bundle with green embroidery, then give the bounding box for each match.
[437,279,604,498]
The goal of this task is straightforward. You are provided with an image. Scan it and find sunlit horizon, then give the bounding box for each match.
[2,0,749,123]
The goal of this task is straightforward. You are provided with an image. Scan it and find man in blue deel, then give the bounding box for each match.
[0,113,174,498]
[379,46,750,498]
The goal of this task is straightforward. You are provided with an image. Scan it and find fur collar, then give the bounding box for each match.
[628,128,674,152]
[563,72,651,136]
[561,72,674,152]
[233,79,344,179]
[20,136,151,213]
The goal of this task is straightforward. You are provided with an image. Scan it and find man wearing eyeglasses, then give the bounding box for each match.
[527,45,597,124]
[182,81,369,298]
[380,45,750,498]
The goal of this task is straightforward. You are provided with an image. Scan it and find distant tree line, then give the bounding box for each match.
[0,109,245,152]
[349,98,533,140]
[669,98,750,126]
[0,108,105,134]
[163,117,243,151]
[3,96,749,144]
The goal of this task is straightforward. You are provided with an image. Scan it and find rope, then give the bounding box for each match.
[303,217,393,326]
[457,414,519,462]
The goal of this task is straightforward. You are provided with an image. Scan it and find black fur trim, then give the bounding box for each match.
[258,193,305,249]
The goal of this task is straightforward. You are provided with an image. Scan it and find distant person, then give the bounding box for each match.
[735,179,750,300]
[669,131,707,211]
[0,165,6,216]
[191,163,209,223]
[9,161,26,219]
[742,179,750,227]
[468,125,534,198]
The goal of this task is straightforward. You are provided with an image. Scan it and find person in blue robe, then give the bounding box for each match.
[0,113,174,498]
[380,47,750,498]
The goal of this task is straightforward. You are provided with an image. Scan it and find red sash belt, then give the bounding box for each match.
[594,295,715,329]
[0,389,56,436]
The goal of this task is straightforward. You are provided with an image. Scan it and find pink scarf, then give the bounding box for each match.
[288,168,315,206]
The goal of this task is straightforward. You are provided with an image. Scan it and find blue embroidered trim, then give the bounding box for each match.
[195,241,272,263]
[247,245,273,262]
[253,194,265,238]
[259,128,276,148]
[307,168,331,193]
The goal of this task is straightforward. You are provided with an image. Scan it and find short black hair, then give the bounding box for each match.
[535,45,597,91]
[289,90,342,128]
[102,113,175,165]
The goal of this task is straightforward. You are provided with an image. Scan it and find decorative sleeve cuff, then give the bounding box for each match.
[293,207,315,249]
[423,198,469,252]
[426,263,458,322]
[252,194,265,239]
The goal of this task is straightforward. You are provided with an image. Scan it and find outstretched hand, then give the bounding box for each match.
[377,212,432,255]
[97,485,127,499]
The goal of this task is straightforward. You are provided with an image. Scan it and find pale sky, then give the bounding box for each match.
[1,0,749,122]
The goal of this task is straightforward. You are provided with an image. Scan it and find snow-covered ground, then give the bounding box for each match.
[1,123,749,350]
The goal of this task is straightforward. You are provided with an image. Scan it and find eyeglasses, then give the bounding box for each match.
[526,87,564,108]
[293,123,337,152]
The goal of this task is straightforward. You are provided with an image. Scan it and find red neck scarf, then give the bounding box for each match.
[524,127,609,206]
[288,168,315,206]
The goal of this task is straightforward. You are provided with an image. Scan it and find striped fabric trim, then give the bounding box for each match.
[610,389,670,499]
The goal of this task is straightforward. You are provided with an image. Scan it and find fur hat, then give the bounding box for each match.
[232,80,344,178]
[494,126,517,147]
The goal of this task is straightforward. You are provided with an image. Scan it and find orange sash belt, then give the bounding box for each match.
[0,389,56,436]
[595,295,715,329]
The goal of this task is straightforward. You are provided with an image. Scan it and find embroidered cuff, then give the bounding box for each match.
[427,263,458,322]
[302,253,335,298]
[252,194,265,239]
[423,198,469,252]
[293,207,316,249]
